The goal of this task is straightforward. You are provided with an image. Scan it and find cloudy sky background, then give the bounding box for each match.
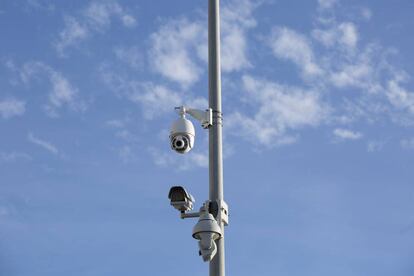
[1,0,414,275]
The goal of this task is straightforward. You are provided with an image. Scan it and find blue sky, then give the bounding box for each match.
[1,0,414,275]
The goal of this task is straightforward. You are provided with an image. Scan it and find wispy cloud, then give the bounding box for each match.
[54,16,89,55]
[17,61,85,117]
[265,0,414,133]
[312,22,358,49]
[149,18,205,88]
[386,78,414,114]
[99,64,207,120]
[0,99,26,119]
[105,116,140,143]
[83,1,136,29]
[46,69,81,116]
[268,27,322,78]
[318,0,338,10]
[28,133,59,155]
[219,0,258,72]
[131,84,184,119]
[227,75,328,147]
[54,0,136,56]
[333,128,363,140]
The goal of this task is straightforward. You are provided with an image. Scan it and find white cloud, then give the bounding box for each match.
[333,128,363,140]
[55,16,89,55]
[28,133,59,155]
[132,84,183,119]
[219,0,258,72]
[104,115,141,146]
[54,0,136,56]
[120,14,136,28]
[264,4,414,130]
[307,13,388,104]
[99,65,207,119]
[268,27,322,77]
[338,23,358,48]
[227,75,328,146]
[221,27,251,72]
[311,28,337,47]
[0,99,26,119]
[128,83,208,120]
[330,62,373,89]
[149,19,205,88]
[18,62,85,117]
[401,138,414,150]
[84,1,119,29]
[318,0,338,10]
[312,22,358,49]
[46,70,80,116]
[83,1,136,29]
[386,79,414,114]
[148,0,259,87]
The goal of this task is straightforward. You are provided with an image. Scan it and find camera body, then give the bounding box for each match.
[192,207,222,262]
[170,117,195,154]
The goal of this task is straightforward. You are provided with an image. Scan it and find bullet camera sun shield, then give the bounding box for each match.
[168,186,195,212]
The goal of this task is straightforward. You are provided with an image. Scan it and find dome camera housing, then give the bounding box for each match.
[192,210,222,262]
[170,117,195,154]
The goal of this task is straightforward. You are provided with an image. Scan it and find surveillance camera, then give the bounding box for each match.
[192,209,222,262]
[168,186,195,212]
[170,117,195,154]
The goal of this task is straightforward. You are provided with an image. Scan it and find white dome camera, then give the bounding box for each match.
[192,205,222,262]
[170,116,195,154]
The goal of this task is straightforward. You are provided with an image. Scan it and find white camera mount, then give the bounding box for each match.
[175,106,213,129]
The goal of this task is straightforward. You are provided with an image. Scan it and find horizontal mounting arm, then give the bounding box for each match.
[180,211,201,219]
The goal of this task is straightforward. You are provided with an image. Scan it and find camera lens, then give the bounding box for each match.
[175,139,184,148]
[172,136,189,152]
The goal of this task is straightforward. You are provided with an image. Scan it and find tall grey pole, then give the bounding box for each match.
[208,0,225,276]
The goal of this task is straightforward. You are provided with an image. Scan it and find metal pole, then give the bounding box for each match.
[208,0,225,276]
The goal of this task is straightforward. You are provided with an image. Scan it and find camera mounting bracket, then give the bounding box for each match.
[175,106,213,129]
[180,200,228,227]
